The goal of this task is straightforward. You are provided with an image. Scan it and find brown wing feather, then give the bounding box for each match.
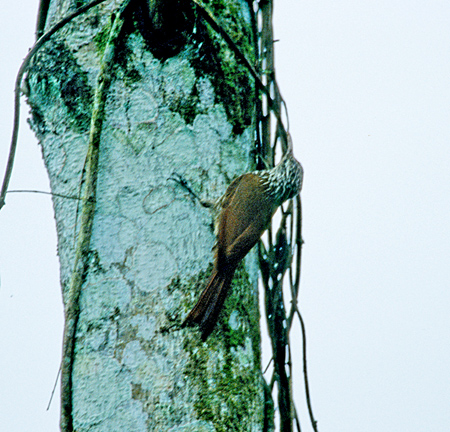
[218,174,246,209]
[218,173,275,267]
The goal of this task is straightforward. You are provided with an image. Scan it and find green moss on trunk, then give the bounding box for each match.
[182,262,264,431]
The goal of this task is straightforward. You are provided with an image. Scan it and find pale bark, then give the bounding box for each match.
[26,0,267,430]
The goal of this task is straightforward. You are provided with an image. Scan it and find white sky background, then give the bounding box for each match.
[1,1,449,431]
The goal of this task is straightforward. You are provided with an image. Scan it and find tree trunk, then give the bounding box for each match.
[26,0,267,430]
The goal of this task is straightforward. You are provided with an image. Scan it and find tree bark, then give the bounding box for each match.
[26,0,267,430]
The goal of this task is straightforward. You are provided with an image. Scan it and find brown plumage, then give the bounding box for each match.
[183,136,303,340]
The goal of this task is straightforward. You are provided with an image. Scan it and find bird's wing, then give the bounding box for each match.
[218,174,245,209]
[218,174,274,267]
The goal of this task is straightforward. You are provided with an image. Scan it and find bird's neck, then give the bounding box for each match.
[257,151,303,205]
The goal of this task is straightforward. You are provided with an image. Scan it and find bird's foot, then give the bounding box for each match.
[168,173,214,208]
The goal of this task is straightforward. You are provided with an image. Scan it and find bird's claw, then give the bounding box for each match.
[168,172,201,202]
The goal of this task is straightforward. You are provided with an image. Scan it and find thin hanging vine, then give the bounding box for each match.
[0,0,110,211]
[59,2,134,430]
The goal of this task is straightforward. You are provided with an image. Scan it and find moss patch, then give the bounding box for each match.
[93,19,113,54]
[188,1,256,135]
[183,262,264,431]
[27,41,93,134]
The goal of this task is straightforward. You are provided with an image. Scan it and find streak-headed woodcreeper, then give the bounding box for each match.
[182,134,303,340]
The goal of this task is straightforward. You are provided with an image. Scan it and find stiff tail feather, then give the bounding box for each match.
[182,269,234,340]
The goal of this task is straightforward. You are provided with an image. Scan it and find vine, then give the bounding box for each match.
[0,0,110,211]
[59,1,133,430]
[256,1,319,431]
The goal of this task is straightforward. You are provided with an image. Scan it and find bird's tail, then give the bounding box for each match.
[182,268,234,340]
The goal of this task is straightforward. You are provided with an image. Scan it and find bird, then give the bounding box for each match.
[182,133,303,340]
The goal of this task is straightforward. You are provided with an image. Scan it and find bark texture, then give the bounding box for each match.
[26,0,266,430]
